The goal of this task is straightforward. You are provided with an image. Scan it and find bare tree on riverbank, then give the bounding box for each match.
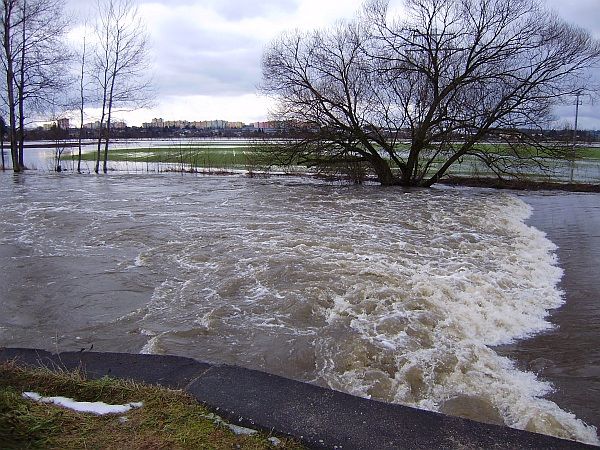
[261,0,600,187]
[1,0,71,172]
[1,0,20,171]
[75,23,89,174]
[92,0,152,174]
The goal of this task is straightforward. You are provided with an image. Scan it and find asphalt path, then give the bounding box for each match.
[1,348,596,449]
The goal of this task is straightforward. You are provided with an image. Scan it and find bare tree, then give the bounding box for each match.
[16,0,70,168]
[92,0,151,174]
[262,0,600,186]
[1,0,19,171]
[76,25,88,174]
[1,0,71,172]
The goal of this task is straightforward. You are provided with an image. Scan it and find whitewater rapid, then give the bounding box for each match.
[130,184,596,444]
[0,174,596,444]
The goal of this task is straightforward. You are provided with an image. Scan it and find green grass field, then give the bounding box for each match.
[79,142,600,182]
[80,146,261,169]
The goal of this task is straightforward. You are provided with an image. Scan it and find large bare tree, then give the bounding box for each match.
[262,0,600,186]
[92,0,151,174]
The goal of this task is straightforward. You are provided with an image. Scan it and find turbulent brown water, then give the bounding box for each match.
[0,173,598,444]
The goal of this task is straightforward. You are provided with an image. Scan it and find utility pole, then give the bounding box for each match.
[570,91,581,183]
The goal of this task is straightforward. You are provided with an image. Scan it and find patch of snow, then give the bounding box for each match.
[200,412,258,436]
[22,392,143,415]
[268,437,282,446]
[226,423,258,436]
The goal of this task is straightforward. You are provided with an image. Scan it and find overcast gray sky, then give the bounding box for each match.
[69,0,600,129]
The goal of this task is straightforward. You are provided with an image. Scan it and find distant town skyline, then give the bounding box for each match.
[40,116,279,131]
[66,0,600,130]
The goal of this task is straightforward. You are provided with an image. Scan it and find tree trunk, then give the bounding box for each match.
[17,102,24,169]
[3,1,19,173]
[78,118,83,173]
[103,35,121,174]
[102,106,112,173]
[1,125,4,171]
[96,35,111,174]
[370,156,399,186]
[95,122,104,173]
[78,35,86,174]
[95,59,108,174]
[95,95,107,173]
[17,0,26,170]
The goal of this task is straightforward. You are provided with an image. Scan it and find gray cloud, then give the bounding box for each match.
[155,49,262,97]
[144,0,600,127]
[209,0,300,21]
[138,0,300,20]
[543,0,600,129]
[67,0,600,128]
[546,0,600,38]
[553,102,600,131]
[147,12,264,97]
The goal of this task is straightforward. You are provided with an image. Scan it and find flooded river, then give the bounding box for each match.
[0,172,598,445]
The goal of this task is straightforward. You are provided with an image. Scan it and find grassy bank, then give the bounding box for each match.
[0,361,303,449]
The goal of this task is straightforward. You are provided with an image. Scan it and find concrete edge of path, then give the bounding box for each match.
[1,347,597,450]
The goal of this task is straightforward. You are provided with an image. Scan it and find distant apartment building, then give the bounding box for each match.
[142,118,164,128]
[195,121,211,129]
[193,119,226,129]
[83,120,126,129]
[252,121,280,131]
[143,118,246,130]
[164,120,188,128]
[211,120,227,129]
[84,121,101,130]
[42,118,70,130]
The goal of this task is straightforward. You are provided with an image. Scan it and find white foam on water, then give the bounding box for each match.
[140,330,167,355]
[63,180,595,444]
[315,194,599,445]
